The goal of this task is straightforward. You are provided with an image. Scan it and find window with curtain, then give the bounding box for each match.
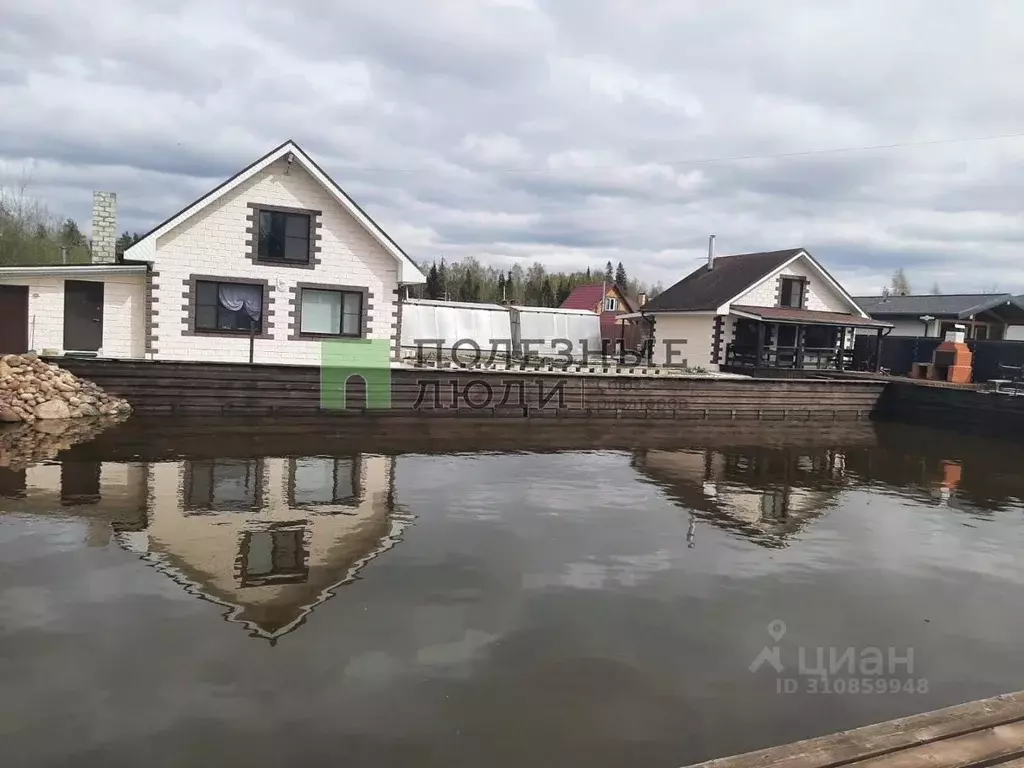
[299,288,362,336]
[195,280,263,333]
[258,210,311,264]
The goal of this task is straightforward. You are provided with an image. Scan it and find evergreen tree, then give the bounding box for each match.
[604,261,614,282]
[555,279,572,306]
[497,271,507,302]
[425,262,441,299]
[59,218,85,248]
[539,277,555,307]
[115,231,143,257]
[437,257,448,299]
[615,262,627,286]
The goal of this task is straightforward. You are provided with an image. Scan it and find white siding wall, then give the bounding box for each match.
[1007,326,1024,341]
[651,314,717,369]
[885,318,932,337]
[0,274,146,357]
[149,158,400,365]
[854,318,939,337]
[732,256,851,313]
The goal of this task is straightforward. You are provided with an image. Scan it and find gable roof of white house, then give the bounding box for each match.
[641,248,870,318]
[125,140,425,284]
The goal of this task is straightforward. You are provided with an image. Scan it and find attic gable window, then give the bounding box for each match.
[779,277,805,309]
[260,210,309,263]
[604,297,619,312]
[246,203,322,269]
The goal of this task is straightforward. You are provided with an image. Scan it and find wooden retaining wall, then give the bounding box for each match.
[51,358,887,421]
[878,380,1024,439]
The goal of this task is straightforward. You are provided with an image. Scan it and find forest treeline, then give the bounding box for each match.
[0,183,141,265]
[411,257,664,307]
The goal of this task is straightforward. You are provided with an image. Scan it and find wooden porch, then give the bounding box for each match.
[724,310,889,372]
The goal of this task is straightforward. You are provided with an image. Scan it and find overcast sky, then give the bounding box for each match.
[3,0,1024,294]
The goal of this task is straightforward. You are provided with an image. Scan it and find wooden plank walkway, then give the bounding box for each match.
[681,691,1024,768]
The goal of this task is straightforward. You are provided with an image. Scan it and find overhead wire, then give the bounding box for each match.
[326,131,1024,176]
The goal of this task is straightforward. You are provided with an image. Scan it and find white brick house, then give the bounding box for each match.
[627,243,891,372]
[124,140,425,365]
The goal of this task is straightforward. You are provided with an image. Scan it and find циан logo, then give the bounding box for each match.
[749,619,787,673]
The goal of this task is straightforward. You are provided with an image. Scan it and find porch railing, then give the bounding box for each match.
[725,344,854,371]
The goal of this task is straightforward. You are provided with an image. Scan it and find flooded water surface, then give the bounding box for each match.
[3,420,1024,767]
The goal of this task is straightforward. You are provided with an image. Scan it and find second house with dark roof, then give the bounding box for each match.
[631,241,890,371]
[853,293,1024,341]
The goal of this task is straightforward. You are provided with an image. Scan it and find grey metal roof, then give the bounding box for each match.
[853,293,1024,319]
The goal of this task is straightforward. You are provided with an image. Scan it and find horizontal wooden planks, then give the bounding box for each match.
[680,690,1024,768]
[49,358,887,420]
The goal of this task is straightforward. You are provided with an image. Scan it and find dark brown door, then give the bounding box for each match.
[64,280,104,351]
[0,285,29,354]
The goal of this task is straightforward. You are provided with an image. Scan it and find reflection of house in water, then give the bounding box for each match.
[840,442,1023,515]
[632,447,847,547]
[0,455,410,642]
[125,455,409,642]
[0,461,149,545]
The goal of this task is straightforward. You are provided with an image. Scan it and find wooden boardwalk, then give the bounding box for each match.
[682,691,1024,768]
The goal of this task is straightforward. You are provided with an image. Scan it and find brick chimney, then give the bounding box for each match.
[91,191,117,263]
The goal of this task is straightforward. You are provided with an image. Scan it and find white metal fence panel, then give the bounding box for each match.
[400,300,512,356]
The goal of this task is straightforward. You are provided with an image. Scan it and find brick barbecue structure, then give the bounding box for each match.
[911,325,973,384]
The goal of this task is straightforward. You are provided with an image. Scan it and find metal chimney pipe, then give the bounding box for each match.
[707,234,716,270]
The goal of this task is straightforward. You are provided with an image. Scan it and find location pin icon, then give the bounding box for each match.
[767,620,786,642]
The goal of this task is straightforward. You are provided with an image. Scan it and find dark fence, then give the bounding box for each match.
[853,335,1024,382]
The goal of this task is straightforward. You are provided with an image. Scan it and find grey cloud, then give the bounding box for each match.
[2,0,1024,292]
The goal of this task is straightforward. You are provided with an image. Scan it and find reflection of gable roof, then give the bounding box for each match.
[121,505,412,643]
[632,450,839,549]
[125,139,425,284]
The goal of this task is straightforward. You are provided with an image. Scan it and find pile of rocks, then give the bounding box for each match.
[0,353,132,424]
